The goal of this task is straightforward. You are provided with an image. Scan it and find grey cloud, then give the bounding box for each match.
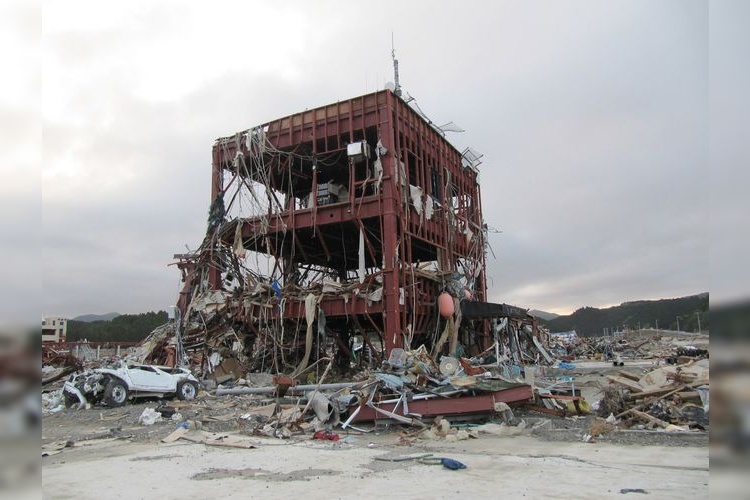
[1,194,41,325]
[42,69,340,317]
[709,0,750,304]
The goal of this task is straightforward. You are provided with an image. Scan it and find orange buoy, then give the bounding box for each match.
[438,292,455,318]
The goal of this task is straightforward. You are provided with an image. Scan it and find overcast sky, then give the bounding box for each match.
[30,0,743,320]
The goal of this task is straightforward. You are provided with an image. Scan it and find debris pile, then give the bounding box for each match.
[214,345,534,433]
[549,332,710,365]
[42,390,65,415]
[113,288,556,396]
[42,324,710,443]
[598,358,709,432]
[528,371,591,417]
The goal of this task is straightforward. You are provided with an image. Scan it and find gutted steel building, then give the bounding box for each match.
[175,89,490,373]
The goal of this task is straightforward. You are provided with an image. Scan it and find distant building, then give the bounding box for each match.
[550,330,578,344]
[42,317,67,343]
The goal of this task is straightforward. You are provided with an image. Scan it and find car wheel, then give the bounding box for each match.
[63,391,79,408]
[103,379,129,407]
[176,380,198,400]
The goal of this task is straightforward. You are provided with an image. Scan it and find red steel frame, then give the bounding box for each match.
[351,385,533,422]
[209,90,488,356]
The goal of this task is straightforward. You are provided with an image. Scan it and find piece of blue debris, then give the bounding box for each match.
[441,458,467,470]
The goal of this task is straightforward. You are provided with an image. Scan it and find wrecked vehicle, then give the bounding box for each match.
[63,362,199,408]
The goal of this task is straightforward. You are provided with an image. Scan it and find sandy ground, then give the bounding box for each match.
[41,424,708,500]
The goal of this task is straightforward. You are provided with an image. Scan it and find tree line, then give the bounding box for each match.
[543,293,709,337]
[66,311,168,343]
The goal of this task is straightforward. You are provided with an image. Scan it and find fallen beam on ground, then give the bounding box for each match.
[617,371,642,382]
[351,384,533,423]
[606,375,644,392]
[627,409,671,429]
[630,384,686,399]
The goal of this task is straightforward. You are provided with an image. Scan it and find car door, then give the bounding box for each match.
[126,365,174,392]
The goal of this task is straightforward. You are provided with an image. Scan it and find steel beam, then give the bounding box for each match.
[351,385,533,422]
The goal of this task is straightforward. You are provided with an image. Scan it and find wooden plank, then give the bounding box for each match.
[239,403,277,419]
[532,336,554,364]
[632,380,707,399]
[631,385,684,399]
[200,413,237,422]
[203,436,257,449]
[688,380,709,387]
[161,428,189,443]
[617,371,642,382]
[628,409,670,429]
[615,384,687,418]
[676,391,702,402]
[606,375,643,392]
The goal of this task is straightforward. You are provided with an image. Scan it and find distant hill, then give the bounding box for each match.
[73,312,121,322]
[529,309,559,321]
[544,293,709,337]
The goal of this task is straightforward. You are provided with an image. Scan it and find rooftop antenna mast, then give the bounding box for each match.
[391,33,402,97]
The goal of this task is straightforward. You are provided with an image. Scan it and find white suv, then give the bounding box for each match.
[63,361,200,408]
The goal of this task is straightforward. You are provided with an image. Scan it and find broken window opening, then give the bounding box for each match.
[430,167,442,203]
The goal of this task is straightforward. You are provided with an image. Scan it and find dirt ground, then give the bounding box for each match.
[42,396,708,500]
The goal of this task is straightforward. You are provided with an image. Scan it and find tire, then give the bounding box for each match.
[63,390,78,408]
[176,380,198,401]
[103,379,129,407]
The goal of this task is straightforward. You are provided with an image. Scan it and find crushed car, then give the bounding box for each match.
[63,361,200,408]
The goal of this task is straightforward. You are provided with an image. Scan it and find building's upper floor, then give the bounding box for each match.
[42,316,67,343]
